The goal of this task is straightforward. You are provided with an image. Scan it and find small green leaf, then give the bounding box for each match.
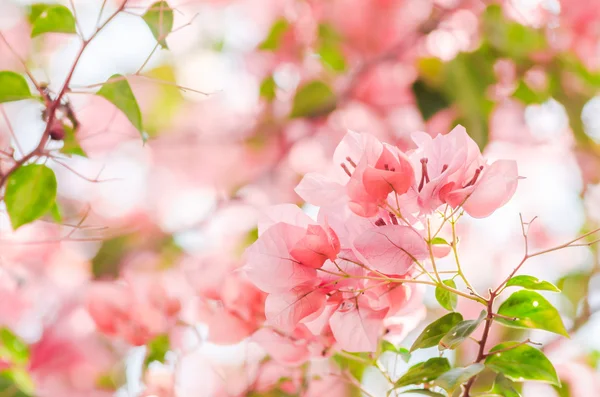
[435,279,458,311]
[61,125,86,157]
[496,290,568,336]
[433,363,484,393]
[400,391,445,397]
[412,80,450,121]
[485,342,560,386]
[31,5,76,37]
[290,80,336,119]
[5,165,57,230]
[439,310,486,350]
[410,312,463,352]
[381,341,411,362]
[430,237,449,245]
[395,357,451,388]
[0,71,33,103]
[142,1,174,49]
[333,352,371,381]
[96,74,143,137]
[506,275,560,292]
[0,328,29,364]
[318,43,346,72]
[259,19,289,51]
[483,373,521,397]
[144,334,170,367]
[260,75,277,102]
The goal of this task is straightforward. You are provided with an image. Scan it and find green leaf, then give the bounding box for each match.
[49,202,62,223]
[28,4,50,24]
[512,81,550,105]
[0,328,29,364]
[381,341,411,362]
[483,373,521,397]
[557,272,589,315]
[506,275,560,292]
[496,290,568,336]
[61,125,86,157]
[430,237,449,245]
[0,370,33,397]
[410,312,463,352]
[92,235,131,279]
[435,279,458,311]
[412,80,450,121]
[333,353,371,381]
[142,65,184,137]
[318,43,346,72]
[144,334,170,367]
[259,19,289,51]
[433,363,484,393]
[0,71,33,103]
[260,75,277,102]
[290,80,336,119]
[142,1,174,49]
[31,5,76,37]
[400,391,445,397]
[5,165,57,230]
[485,342,560,386]
[395,357,451,388]
[439,310,486,350]
[96,75,143,137]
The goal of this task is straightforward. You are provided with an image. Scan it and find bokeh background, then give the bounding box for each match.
[2,0,600,396]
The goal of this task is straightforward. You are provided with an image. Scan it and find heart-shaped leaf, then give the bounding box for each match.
[31,5,76,37]
[484,342,560,386]
[496,290,568,336]
[435,279,458,311]
[0,71,33,103]
[142,1,174,49]
[289,80,336,119]
[96,75,144,137]
[5,164,57,230]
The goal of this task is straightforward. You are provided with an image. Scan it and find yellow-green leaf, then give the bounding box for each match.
[96,74,144,137]
[290,80,336,119]
[395,357,451,388]
[0,72,33,103]
[410,312,463,352]
[485,342,560,386]
[5,165,57,230]
[496,290,568,336]
[142,1,174,49]
[31,5,76,37]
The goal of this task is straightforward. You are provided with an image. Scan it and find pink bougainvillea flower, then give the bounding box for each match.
[409,125,519,217]
[265,281,327,332]
[297,131,414,217]
[353,224,428,274]
[329,297,387,353]
[252,327,314,366]
[245,205,341,293]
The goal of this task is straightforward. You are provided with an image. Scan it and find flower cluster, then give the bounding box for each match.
[245,126,519,359]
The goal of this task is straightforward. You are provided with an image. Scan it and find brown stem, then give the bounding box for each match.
[462,291,496,397]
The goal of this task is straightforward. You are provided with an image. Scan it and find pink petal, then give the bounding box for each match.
[290,224,340,268]
[353,225,428,274]
[252,328,311,366]
[245,223,317,294]
[295,173,345,207]
[329,302,387,352]
[455,160,519,218]
[258,204,313,234]
[265,284,327,332]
